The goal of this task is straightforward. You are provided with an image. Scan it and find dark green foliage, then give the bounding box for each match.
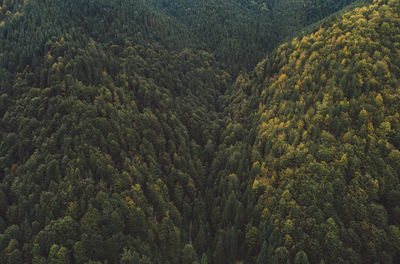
[0,0,229,260]
[211,0,400,263]
[1,0,399,263]
[149,0,359,75]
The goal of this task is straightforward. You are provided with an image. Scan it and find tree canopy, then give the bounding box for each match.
[0,0,399,263]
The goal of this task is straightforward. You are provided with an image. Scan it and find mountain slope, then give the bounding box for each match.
[0,0,399,263]
[0,1,230,262]
[0,0,362,79]
[148,0,360,75]
[212,0,400,262]
[0,39,229,263]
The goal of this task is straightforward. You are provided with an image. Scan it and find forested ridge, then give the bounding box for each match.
[0,0,399,263]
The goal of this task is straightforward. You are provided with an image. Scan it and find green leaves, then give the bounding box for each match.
[0,0,398,263]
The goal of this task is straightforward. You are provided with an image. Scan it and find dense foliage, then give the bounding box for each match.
[0,1,228,263]
[213,0,400,262]
[149,0,360,75]
[0,0,399,263]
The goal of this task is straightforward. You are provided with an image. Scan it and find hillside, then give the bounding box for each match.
[0,0,399,263]
[148,0,359,74]
[0,38,228,264]
[0,1,229,263]
[213,0,400,262]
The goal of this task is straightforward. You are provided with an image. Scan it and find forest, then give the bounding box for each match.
[0,0,399,263]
